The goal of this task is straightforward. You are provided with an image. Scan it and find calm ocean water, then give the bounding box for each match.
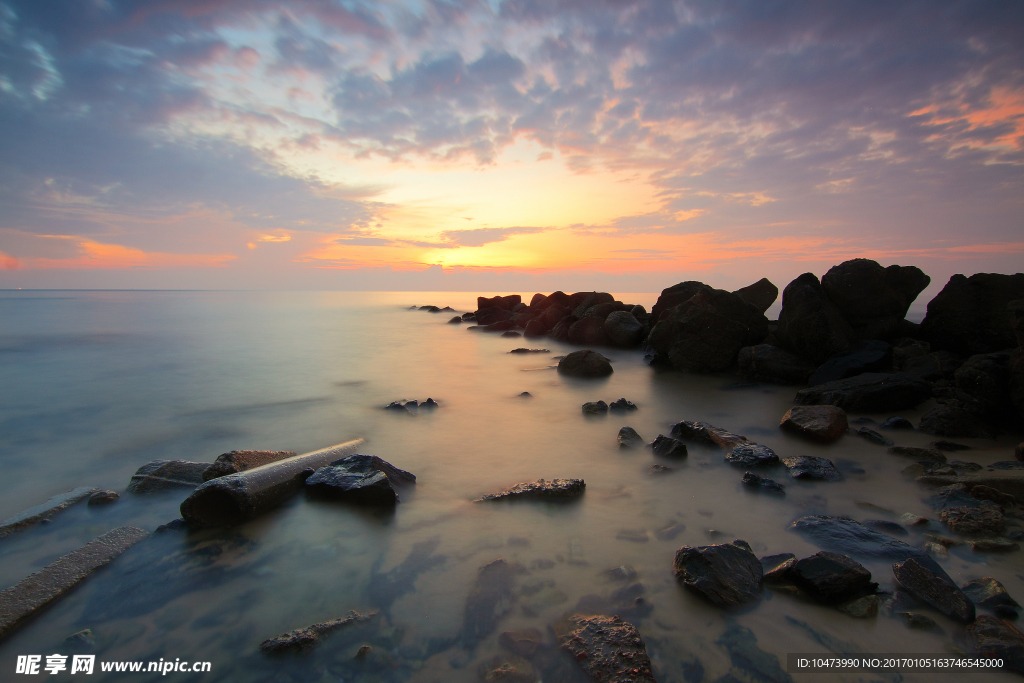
[0,290,1018,682]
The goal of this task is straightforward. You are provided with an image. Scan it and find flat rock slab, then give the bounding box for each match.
[782,456,841,481]
[202,450,296,481]
[965,616,1024,672]
[794,372,932,413]
[306,455,416,505]
[673,540,763,608]
[556,614,656,683]
[476,479,585,502]
[0,526,149,641]
[727,444,779,467]
[127,460,210,493]
[940,501,1005,536]
[260,611,375,653]
[789,552,874,604]
[670,420,748,449]
[0,487,97,538]
[780,405,848,443]
[893,558,975,622]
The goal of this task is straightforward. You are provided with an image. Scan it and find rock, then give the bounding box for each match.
[608,398,637,411]
[306,455,416,505]
[972,538,1020,552]
[422,397,438,409]
[790,516,949,576]
[127,460,209,493]
[733,277,779,314]
[962,578,1021,611]
[716,622,792,683]
[569,291,615,317]
[501,330,522,338]
[87,490,119,506]
[478,295,522,312]
[898,513,929,526]
[950,460,983,472]
[385,401,411,412]
[727,444,780,467]
[776,272,857,364]
[650,435,688,458]
[737,344,815,384]
[508,348,549,354]
[0,526,149,641]
[902,350,963,381]
[820,259,930,341]
[448,316,463,324]
[556,614,657,683]
[604,311,645,347]
[463,559,517,645]
[920,273,1024,356]
[476,479,585,502]
[498,628,545,659]
[964,616,1024,672]
[419,305,441,312]
[0,487,97,538]
[568,316,611,346]
[649,464,673,475]
[892,558,974,622]
[760,553,797,582]
[898,612,943,633]
[788,552,875,604]
[793,372,931,412]
[202,450,297,481]
[779,405,848,443]
[931,440,971,452]
[888,446,946,463]
[838,595,879,618]
[956,351,1017,426]
[1017,443,1024,461]
[919,401,994,438]
[670,420,749,449]
[940,502,1005,535]
[260,611,375,653]
[476,307,516,326]
[862,520,908,536]
[557,350,613,378]
[617,427,644,448]
[857,427,893,446]
[673,540,763,608]
[582,400,608,415]
[971,485,1016,507]
[880,416,914,429]
[647,285,769,372]
[782,456,841,481]
[808,341,893,386]
[650,280,709,321]
[742,472,785,495]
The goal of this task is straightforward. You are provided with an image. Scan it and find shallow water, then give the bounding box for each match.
[0,290,1021,682]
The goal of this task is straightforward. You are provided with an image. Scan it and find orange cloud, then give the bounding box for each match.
[15,238,236,270]
[910,86,1024,153]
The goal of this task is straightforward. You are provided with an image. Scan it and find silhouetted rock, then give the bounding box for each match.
[893,558,975,622]
[568,316,611,346]
[820,259,930,341]
[880,416,914,429]
[508,348,549,354]
[921,273,1024,356]
[733,278,779,314]
[780,405,848,443]
[789,552,875,604]
[776,273,857,364]
[604,311,645,347]
[738,344,815,385]
[557,350,612,378]
[608,398,638,411]
[673,540,763,608]
[794,372,931,412]
[478,295,522,312]
[888,446,946,463]
[919,402,994,438]
[650,280,708,322]
[901,350,963,381]
[808,341,893,385]
[956,351,1018,427]
[448,316,463,324]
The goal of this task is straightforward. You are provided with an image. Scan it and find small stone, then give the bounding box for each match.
[782,456,842,481]
[857,427,893,446]
[582,400,608,415]
[971,538,1020,553]
[880,416,914,430]
[654,523,686,541]
[608,398,638,411]
[741,472,785,495]
[650,435,688,458]
[87,490,119,506]
[354,645,372,659]
[897,612,944,633]
[617,426,644,448]
[780,405,849,443]
[837,594,879,618]
[508,348,549,354]
[448,316,463,323]
[519,391,531,397]
[922,542,948,558]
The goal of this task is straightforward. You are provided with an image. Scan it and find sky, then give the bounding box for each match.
[0,0,1021,296]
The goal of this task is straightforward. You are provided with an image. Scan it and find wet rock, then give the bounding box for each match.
[950,460,983,472]
[779,405,848,443]
[650,435,688,458]
[837,594,879,618]
[789,552,875,604]
[0,526,149,640]
[781,456,841,481]
[616,529,649,543]
[957,351,1019,427]
[727,444,780,467]
[856,427,893,446]
[880,416,914,430]
[604,311,645,347]
[673,540,763,608]
[463,559,517,646]
[306,455,416,505]
[648,465,673,477]
[716,622,792,683]
[888,446,946,463]
[931,440,971,452]
[502,330,522,338]
[499,628,545,659]
[971,538,1020,553]
[0,487,98,538]
[733,277,779,314]
[790,516,948,575]
[862,520,908,536]
[260,611,376,653]
[919,401,994,438]
[87,490,119,506]
[477,479,585,502]
[557,350,613,378]
[202,450,297,481]
[556,614,656,683]
[617,427,644,448]
[940,501,1005,535]
[964,616,1024,672]
[127,460,209,493]
[582,400,608,415]
[892,558,975,622]
[920,273,1024,356]
[760,554,796,583]
[808,341,893,386]
[742,472,785,495]
[898,612,943,633]
[971,484,1016,507]
[962,578,1021,612]
[603,566,638,582]
[670,420,749,449]
[508,348,549,354]
[448,316,463,323]
[737,344,815,385]
[776,273,857,364]
[609,398,638,411]
[794,372,931,412]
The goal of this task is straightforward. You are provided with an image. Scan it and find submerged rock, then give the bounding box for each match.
[971,538,1020,553]
[789,552,875,604]
[892,558,975,622]
[87,490,119,506]
[306,455,416,505]
[463,559,517,646]
[127,460,209,493]
[260,611,375,653]
[940,501,1005,536]
[618,426,645,448]
[779,405,848,443]
[650,435,688,458]
[716,622,792,683]
[880,416,914,429]
[919,402,994,438]
[508,347,550,354]
[742,472,785,495]
[556,614,657,683]
[964,616,1024,673]
[476,479,585,502]
[856,427,893,446]
[673,540,763,608]
[558,350,613,378]
[794,372,931,412]
[782,456,841,481]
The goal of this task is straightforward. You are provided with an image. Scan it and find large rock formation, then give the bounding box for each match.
[820,259,929,341]
[732,277,779,314]
[920,273,1024,356]
[776,273,857,364]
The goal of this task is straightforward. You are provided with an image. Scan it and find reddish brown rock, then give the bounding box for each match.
[940,502,1005,536]
[556,614,656,683]
[779,405,848,443]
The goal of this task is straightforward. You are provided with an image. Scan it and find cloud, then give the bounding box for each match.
[440,226,547,247]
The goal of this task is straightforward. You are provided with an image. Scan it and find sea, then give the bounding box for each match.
[0,290,1020,682]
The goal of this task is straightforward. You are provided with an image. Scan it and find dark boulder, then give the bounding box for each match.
[549,315,578,342]
[462,559,516,646]
[555,615,657,683]
[760,554,797,582]
[582,400,608,415]
[533,291,570,311]
[964,616,1024,673]
[782,456,841,481]
[956,351,1018,426]
[901,350,963,381]
[727,444,779,467]
[557,350,612,378]
[920,273,1024,356]
[448,316,463,324]
[582,301,618,319]
[648,286,769,373]
[568,316,611,346]
[789,552,875,604]
[820,259,930,341]
[794,372,931,412]
[569,291,615,317]
[962,578,1021,611]
[807,341,893,386]
[776,273,857,364]
[604,311,645,347]
[88,490,119,506]
[260,611,375,653]
[650,280,708,322]
[779,405,848,443]
[742,472,785,495]
[892,558,975,622]
[478,295,522,312]
[608,398,637,411]
[732,278,779,314]
[738,344,815,385]
[673,540,763,608]
[523,318,546,337]
[863,520,908,536]
[305,455,416,505]
[670,420,749,449]
[127,460,209,493]
[476,307,515,326]
[650,435,688,458]
[880,416,914,429]
[919,401,994,438]
[617,427,644,448]
[476,479,585,502]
